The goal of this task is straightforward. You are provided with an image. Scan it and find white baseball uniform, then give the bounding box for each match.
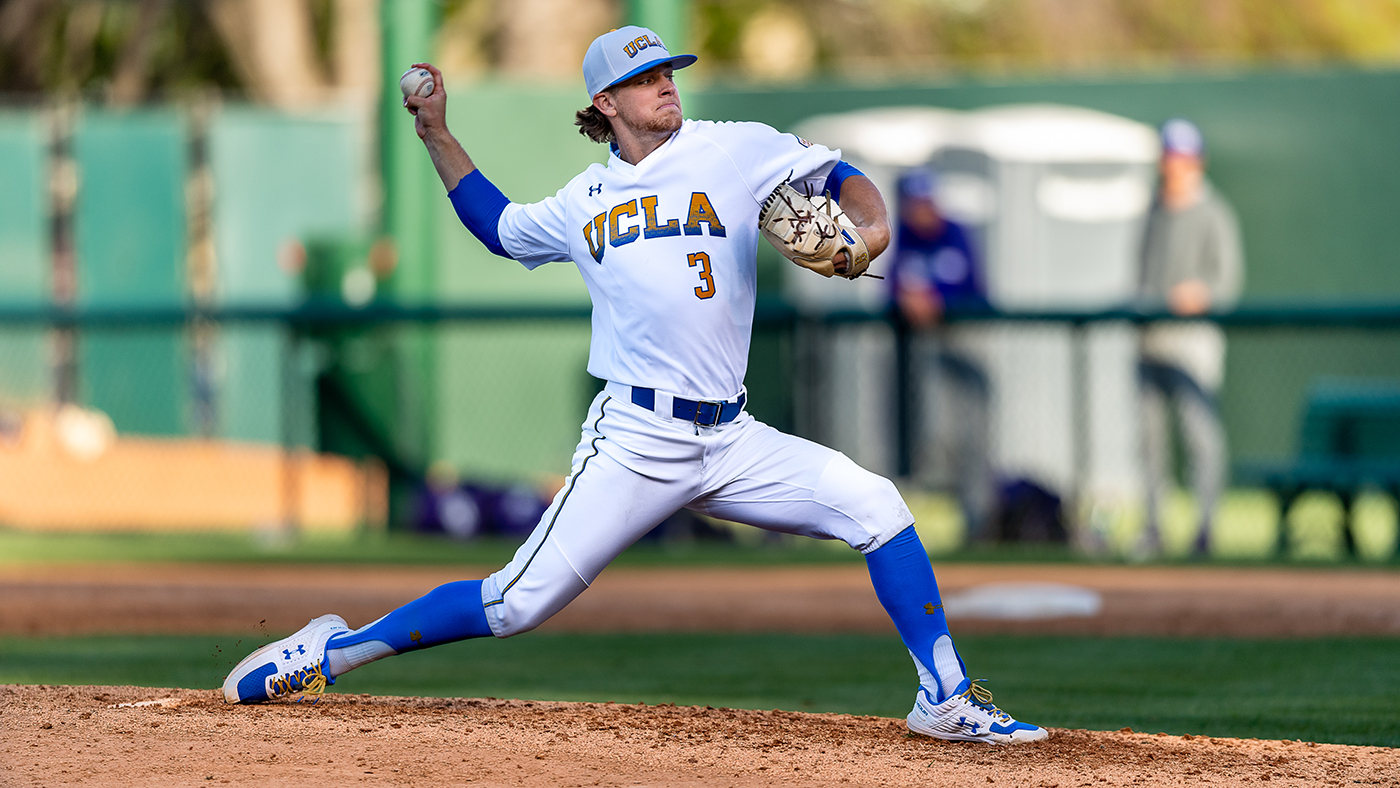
[223,39,1043,740]
[480,120,913,637]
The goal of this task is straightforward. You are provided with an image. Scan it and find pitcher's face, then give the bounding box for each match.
[603,65,682,137]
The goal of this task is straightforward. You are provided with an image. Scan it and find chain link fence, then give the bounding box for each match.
[0,304,1396,563]
[800,305,1400,562]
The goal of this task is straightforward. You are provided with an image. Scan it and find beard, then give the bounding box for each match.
[618,101,682,137]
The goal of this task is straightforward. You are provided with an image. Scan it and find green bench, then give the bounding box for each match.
[1234,379,1400,557]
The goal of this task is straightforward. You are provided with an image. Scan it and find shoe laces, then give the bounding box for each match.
[268,660,333,703]
[959,679,1012,723]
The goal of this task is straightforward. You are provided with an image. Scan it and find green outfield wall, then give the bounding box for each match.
[74,110,189,436]
[209,109,361,445]
[0,111,51,409]
[4,66,1400,490]
[432,83,602,481]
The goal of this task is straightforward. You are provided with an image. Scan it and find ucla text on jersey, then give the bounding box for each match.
[583,192,727,263]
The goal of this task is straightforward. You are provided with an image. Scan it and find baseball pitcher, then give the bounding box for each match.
[222,26,1046,745]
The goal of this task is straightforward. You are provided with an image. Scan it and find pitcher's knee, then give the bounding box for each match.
[485,576,587,637]
[817,453,915,553]
[482,546,590,638]
[488,598,551,638]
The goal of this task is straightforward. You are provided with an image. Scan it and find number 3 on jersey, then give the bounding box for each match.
[688,252,716,299]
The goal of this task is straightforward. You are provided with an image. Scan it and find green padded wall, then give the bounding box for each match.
[433,81,602,481]
[208,109,360,445]
[73,110,188,436]
[0,111,52,408]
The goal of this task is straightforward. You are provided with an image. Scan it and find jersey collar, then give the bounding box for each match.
[608,124,685,175]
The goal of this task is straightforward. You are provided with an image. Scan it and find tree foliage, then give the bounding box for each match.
[695,0,1400,79]
[6,0,1400,102]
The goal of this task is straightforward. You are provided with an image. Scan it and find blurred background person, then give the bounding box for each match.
[888,169,995,540]
[1138,118,1244,556]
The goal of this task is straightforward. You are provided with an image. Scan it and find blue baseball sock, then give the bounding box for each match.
[864,526,969,702]
[324,580,493,677]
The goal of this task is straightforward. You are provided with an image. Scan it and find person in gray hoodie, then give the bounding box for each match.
[1138,117,1244,556]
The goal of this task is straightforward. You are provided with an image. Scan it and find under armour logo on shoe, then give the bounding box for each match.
[282,645,306,660]
[589,184,603,196]
[410,630,423,644]
[957,717,982,734]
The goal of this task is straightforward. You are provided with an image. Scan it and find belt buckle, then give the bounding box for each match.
[693,399,722,427]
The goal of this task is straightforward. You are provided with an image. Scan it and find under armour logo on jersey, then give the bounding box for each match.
[957,717,982,734]
[589,184,603,197]
[283,645,306,660]
[583,192,727,263]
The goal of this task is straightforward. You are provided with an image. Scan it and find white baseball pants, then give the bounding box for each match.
[481,383,914,637]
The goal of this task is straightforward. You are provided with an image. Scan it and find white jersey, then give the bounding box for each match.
[496,119,841,400]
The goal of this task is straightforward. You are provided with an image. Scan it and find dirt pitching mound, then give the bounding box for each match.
[4,685,1397,787]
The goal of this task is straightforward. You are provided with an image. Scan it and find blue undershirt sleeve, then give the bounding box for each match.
[823,160,865,204]
[447,170,512,259]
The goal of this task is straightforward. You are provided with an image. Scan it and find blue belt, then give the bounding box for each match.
[630,387,746,427]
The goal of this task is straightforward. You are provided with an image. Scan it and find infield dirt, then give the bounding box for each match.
[3,562,1399,786]
[5,685,1398,787]
[6,561,1400,637]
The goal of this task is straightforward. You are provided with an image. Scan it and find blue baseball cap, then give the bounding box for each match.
[898,170,937,201]
[1160,117,1205,157]
[582,26,697,99]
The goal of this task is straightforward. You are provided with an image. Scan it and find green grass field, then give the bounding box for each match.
[2,632,1396,747]
[4,526,1396,748]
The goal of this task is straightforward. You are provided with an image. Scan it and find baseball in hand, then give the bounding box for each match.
[399,67,434,100]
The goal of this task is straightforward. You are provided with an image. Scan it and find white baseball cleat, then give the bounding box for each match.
[906,679,1049,744]
[222,614,350,704]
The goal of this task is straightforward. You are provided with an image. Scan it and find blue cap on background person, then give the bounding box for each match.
[582,26,698,98]
[1160,118,1205,158]
[897,169,938,201]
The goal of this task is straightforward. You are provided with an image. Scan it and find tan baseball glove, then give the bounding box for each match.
[758,182,871,279]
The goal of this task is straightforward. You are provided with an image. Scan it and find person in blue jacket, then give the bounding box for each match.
[888,169,995,539]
